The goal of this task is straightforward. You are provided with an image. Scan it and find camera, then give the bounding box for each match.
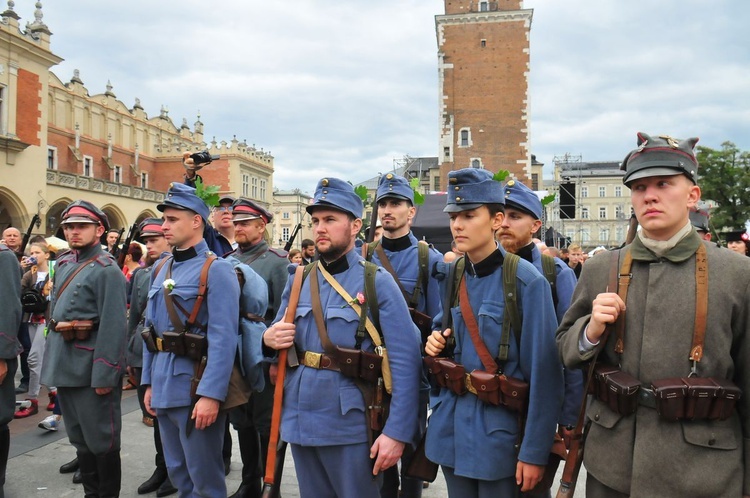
[190,151,220,166]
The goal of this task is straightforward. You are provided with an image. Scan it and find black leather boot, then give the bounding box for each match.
[59,457,79,474]
[398,476,424,498]
[228,429,262,498]
[96,451,121,498]
[0,426,9,498]
[77,451,99,498]
[137,466,167,495]
[156,476,178,497]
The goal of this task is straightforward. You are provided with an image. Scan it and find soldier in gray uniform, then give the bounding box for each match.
[226,198,289,498]
[0,242,21,498]
[42,200,127,498]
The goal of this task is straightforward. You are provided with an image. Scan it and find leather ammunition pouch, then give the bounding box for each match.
[148,330,207,359]
[298,346,384,384]
[468,370,502,406]
[141,325,158,353]
[52,320,94,342]
[409,307,433,344]
[604,370,640,416]
[651,377,742,422]
[432,358,466,395]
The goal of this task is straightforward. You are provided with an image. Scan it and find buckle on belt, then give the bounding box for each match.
[465,374,477,395]
[638,387,656,409]
[156,337,164,352]
[304,351,322,369]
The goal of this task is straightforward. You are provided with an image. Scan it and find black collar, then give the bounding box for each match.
[516,242,535,263]
[320,255,349,275]
[173,246,198,262]
[381,234,412,252]
[466,248,504,278]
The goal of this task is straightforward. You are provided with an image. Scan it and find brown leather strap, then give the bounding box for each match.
[374,244,416,306]
[309,263,336,355]
[614,249,632,354]
[690,244,708,362]
[163,255,217,333]
[55,255,99,301]
[264,265,305,489]
[458,276,497,373]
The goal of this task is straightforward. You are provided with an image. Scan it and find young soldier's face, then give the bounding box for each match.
[161,208,202,249]
[311,208,361,262]
[449,206,503,257]
[143,235,170,260]
[630,175,700,241]
[63,223,105,249]
[106,231,119,247]
[377,198,415,235]
[497,207,542,254]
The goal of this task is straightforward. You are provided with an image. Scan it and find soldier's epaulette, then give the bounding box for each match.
[94,252,116,267]
[55,250,74,264]
[222,248,237,258]
[267,247,288,258]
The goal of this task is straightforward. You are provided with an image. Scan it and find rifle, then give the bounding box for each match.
[624,213,639,245]
[366,199,379,243]
[283,223,302,252]
[261,265,305,498]
[109,228,125,256]
[20,214,41,255]
[116,223,138,269]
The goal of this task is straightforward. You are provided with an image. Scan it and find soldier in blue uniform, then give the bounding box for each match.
[263,177,422,498]
[0,242,21,498]
[498,179,583,494]
[226,198,288,498]
[367,173,442,498]
[42,200,127,497]
[128,218,177,497]
[424,169,564,497]
[142,183,240,497]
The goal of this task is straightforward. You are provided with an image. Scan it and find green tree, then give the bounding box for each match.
[696,141,750,231]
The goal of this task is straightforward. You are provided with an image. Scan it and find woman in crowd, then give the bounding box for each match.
[287,248,303,264]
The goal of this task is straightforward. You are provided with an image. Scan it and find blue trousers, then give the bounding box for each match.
[442,466,519,498]
[157,406,227,498]
[291,443,383,498]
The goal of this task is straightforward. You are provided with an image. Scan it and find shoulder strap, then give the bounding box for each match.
[364,261,380,336]
[500,253,522,364]
[152,256,171,280]
[55,255,99,301]
[690,244,708,364]
[309,263,336,354]
[541,254,558,308]
[163,255,217,333]
[458,275,497,373]
[373,244,411,304]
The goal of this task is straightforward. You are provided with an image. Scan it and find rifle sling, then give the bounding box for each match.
[309,266,336,355]
[163,255,217,333]
[374,243,422,308]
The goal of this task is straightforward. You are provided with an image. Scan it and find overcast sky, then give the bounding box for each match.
[33,0,750,194]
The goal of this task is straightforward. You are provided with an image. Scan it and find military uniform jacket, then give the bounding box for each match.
[426,245,563,481]
[0,245,21,359]
[231,240,288,325]
[143,241,239,409]
[127,263,156,368]
[369,232,442,319]
[42,244,127,388]
[527,244,583,426]
[557,230,750,497]
[275,248,422,447]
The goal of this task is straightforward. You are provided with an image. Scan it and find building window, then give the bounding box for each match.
[47,146,57,170]
[581,207,589,219]
[283,212,290,220]
[600,228,609,243]
[566,229,575,241]
[470,158,482,169]
[581,186,588,198]
[242,173,249,197]
[459,128,470,147]
[599,186,606,197]
[616,226,625,242]
[481,39,486,48]
[114,165,122,184]
[531,173,539,191]
[433,176,440,191]
[581,229,590,244]
[83,155,93,177]
[599,207,607,219]
[251,177,258,198]
[479,0,489,11]
[614,186,622,197]
[260,179,267,202]
[615,204,624,219]
[282,227,290,241]
[141,172,148,189]
[443,146,450,158]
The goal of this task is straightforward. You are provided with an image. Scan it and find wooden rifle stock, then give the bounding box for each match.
[261,265,305,498]
[624,213,638,245]
[366,199,379,243]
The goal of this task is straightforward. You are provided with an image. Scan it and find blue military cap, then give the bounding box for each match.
[621,132,699,186]
[306,177,364,219]
[444,168,504,213]
[689,202,710,233]
[232,198,273,224]
[136,217,164,242]
[376,173,414,204]
[503,179,542,219]
[61,200,110,232]
[157,183,210,221]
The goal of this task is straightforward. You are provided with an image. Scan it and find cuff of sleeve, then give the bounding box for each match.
[579,326,599,353]
[91,361,124,388]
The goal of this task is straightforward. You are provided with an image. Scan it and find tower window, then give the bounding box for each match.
[481,39,486,48]
[459,128,471,147]
[479,1,489,12]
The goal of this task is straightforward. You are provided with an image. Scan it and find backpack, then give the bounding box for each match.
[21,288,47,313]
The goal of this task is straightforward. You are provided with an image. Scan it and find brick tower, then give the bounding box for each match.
[435,0,533,189]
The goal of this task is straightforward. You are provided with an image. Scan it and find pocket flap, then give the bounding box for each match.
[587,397,624,429]
[682,420,738,450]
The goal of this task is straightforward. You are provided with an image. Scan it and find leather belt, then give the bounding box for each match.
[637,387,656,409]
[299,350,340,372]
[155,337,167,352]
